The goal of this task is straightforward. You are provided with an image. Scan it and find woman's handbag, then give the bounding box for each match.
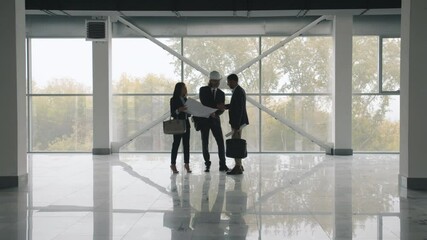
[163,118,186,134]
[226,138,247,158]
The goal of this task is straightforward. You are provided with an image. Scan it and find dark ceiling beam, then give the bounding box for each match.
[26,0,401,11]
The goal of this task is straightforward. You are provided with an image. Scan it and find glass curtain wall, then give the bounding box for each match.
[182,37,260,152]
[29,39,93,152]
[261,37,333,152]
[112,38,181,152]
[352,36,400,152]
[113,36,333,152]
[27,35,400,152]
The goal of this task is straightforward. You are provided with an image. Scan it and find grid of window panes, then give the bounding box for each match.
[261,37,333,152]
[113,37,333,152]
[112,38,182,152]
[27,36,400,152]
[29,39,93,152]
[352,36,400,152]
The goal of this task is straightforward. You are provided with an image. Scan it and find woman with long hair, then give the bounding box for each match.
[170,82,192,173]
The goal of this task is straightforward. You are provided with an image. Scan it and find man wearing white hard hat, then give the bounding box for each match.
[197,71,229,172]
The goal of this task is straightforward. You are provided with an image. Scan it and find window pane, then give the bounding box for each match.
[120,120,202,152]
[31,39,92,94]
[186,63,259,96]
[31,96,93,151]
[239,64,259,95]
[183,63,205,94]
[121,124,173,152]
[183,37,259,94]
[262,37,333,93]
[261,96,331,151]
[113,95,169,142]
[240,95,260,152]
[113,95,175,152]
[352,95,400,151]
[382,38,401,92]
[112,38,181,94]
[353,36,379,93]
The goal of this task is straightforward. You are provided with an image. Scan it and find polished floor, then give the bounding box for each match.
[1,153,427,240]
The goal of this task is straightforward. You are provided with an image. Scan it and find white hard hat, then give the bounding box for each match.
[209,71,222,80]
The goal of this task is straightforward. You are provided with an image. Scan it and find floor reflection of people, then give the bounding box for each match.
[226,176,249,239]
[163,174,192,239]
[192,174,227,240]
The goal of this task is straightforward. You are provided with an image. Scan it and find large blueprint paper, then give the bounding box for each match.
[185,98,217,118]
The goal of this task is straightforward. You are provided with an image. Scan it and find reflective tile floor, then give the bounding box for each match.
[1,153,427,240]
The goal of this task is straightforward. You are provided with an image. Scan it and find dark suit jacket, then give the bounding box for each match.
[170,97,191,128]
[226,85,249,130]
[198,86,225,126]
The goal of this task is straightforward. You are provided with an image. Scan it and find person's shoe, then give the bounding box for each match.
[219,165,229,172]
[226,166,243,175]
[170,165,179,174]
[204,161,211,173]
[184,163,192,173]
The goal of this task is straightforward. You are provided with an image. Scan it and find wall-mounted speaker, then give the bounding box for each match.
[85,20,108,41]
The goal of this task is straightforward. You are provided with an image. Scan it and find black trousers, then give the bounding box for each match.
[171,128,190,165]
[201,119,226,167]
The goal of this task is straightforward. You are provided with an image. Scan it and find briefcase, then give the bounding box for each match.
[163,119,186,134]
[226,139,247,158]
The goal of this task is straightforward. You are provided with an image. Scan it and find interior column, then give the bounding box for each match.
[92,18,113,155]
[0,0,27,188]
[399,0,427,190]
[332,15,353,156]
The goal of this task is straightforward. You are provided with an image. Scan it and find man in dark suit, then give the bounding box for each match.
[223,73,249,175]
[198,71,229,172]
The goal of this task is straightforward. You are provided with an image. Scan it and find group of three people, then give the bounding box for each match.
[169,71,249,175]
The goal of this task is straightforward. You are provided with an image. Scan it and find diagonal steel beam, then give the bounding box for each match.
[117,17,209,76]
[246,97,333,153]
[111,111,170,153]
[112,16,334,154]
[232,15,333,153]
[111,16,208,152]
[233,15,331,74]
[111,94,199,152]
[229,16,333,153]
